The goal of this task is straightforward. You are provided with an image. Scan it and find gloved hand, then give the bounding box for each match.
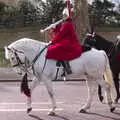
[49,41,52,44]
[40,29,44,33]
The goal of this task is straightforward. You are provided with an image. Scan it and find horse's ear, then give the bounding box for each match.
[4,46,11,51]
[90,27,94,34]
[4,46,12,59]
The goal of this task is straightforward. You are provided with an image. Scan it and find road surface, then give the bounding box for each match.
[0,81,120,120]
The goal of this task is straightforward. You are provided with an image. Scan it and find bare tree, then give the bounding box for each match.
[73,0,91,41]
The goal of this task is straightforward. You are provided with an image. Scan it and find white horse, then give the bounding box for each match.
[4,38,115,115]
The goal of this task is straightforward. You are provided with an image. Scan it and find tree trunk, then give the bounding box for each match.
[73,0,91,42]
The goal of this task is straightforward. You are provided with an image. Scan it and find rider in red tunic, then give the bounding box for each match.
[46,7,83,60]
[45,1,83,74]
[46,18,83,60]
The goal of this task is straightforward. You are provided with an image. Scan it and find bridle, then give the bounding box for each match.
[10,48,31,74]
[86,33,96,42]
[86,33,120,58]
[8,44,49,75]
[12,49,24,67]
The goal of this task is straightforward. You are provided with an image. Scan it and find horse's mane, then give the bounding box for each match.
[6,38,48,60]
[8,38,48,49]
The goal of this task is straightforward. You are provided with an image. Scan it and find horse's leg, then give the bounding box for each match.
[98,75,107,103]
[100,79,115,112]
[98,84,104,102]
[42,76,56,115]
[27,76,40,113]
[80,78,97,113]
[106,84,115,112]
[113,73,120,103]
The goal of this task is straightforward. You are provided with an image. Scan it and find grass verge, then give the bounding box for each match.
[0,48,10,67]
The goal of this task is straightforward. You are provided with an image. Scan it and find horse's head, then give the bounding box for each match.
[4,46,29,75]
[84,32,96,47]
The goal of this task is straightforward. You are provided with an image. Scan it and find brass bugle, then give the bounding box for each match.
[40,17,67,33]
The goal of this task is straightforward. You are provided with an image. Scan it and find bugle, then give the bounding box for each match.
[40,17,67,33]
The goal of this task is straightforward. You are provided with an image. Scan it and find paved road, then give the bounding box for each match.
[0,81,120,120]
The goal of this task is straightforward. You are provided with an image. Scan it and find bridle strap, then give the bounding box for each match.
[107,39,119,58]
[32,45,49,75]
[12,51,24,67]
[11,48,30,73]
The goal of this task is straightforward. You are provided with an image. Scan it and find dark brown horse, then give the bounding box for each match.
[84,32,120,103]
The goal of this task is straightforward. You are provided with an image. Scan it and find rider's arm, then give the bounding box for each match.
[51,21,72,43]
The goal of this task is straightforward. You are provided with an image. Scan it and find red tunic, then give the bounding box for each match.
[46,19,83,60]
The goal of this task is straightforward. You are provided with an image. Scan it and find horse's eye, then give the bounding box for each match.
[11,57,15,60]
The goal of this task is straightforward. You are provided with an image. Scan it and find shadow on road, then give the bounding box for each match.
[86,112,120,120]
[29,114,70,120]
[53,114,70,120]
[29,114,45,120]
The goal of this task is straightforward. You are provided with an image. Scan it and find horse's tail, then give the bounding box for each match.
[103,51,114,101]
[103,51,113,86]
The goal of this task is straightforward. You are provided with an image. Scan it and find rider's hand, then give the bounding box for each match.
[49,41,52,44]
[40,29,44,33]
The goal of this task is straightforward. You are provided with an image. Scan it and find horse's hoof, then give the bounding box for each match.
[114,100,118,104]
[114,97,120,104]
[99,96,104,103]
[110,107,115,112]
[79,109,86,113]
[27,107,32,114]
[48,111,56,116]
[114,99,118,104]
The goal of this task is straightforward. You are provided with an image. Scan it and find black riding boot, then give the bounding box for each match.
[61,61,72,74]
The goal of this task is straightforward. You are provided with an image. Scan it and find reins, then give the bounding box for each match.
[32,43,51,75]
[32,44,50,64]
[106,38,119,58]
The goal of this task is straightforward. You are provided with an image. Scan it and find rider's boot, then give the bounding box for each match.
[61,61,72,74]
